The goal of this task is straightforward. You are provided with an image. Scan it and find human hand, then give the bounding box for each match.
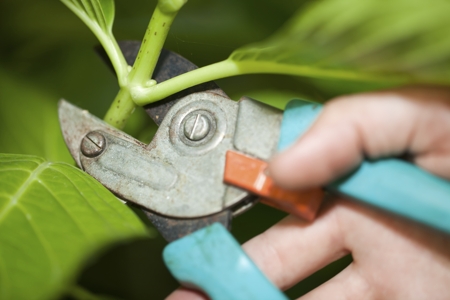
[166,86,450,300]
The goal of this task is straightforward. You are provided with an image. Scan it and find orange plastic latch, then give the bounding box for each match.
[224,150,324,221]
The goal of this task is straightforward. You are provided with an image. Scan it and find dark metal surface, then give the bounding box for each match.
[144,210,231,242]
[97,41,227,125]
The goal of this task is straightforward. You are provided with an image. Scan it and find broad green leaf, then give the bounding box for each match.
[229,0,450,85]
[0,154,149,300]
[60,0,128,84]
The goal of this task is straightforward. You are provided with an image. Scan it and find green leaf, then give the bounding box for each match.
[0,154,149,300]
[229,0,450,85]
[98,0,115,31]
[61,0,115,32]
[137,0,450,104]
[60,0,128,85]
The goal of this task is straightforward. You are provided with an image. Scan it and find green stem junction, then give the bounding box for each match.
[103,0,186,128]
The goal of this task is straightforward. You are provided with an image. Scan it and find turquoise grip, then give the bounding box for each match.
[279,99,450,234]
[163,223,287,300]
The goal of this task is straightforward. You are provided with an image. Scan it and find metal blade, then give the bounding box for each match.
[59,43,235,242]
[58,99,238,242]
[144,210,231,242]
[58,100,143,168]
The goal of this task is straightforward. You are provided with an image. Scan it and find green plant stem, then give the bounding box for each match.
[130,60,238,105]
[103,87,135,128]
[127,5,179,87]
[100,34,129,87]
[131,59,411,105]
[103,0,185,128]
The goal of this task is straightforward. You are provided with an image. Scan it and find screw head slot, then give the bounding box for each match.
[80,131,106,157]
[169,99,226,156]
[183,113,211,141]
[177,110,217,148]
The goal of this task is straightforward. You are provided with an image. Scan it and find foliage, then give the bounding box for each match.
[60,0,128,85]
[231,0,450,84]
[1,0,449,299]
[60,0,188,128]
[0,154,148,299]
[136,0,450,103]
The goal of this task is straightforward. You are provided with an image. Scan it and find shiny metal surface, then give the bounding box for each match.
[58,100,142,168]
[59,93,250,218]
[80,131,106,158]
[183,113,211,141]
[234,97,283,160]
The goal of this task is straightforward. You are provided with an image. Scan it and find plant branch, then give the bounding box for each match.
[103,0,186,128]
[127,1,185,87]
[103,87,136,128]
[131,59,411,105]
[97,32,129,87]
[131,60,238,105]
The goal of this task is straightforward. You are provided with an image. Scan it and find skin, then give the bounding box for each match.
[166,86,450,300]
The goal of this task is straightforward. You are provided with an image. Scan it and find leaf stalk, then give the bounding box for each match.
[61,0,128,86]
[132,59,411,105]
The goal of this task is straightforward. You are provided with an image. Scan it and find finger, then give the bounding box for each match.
[167,199,348,299]
[269,86,450,190]
[165,287,208,300]
[241,198,349,290]
[297,264,371,300]
[298,198,450,300]
[164,199,347,299]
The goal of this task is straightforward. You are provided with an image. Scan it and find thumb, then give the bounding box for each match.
[269,86,450,190]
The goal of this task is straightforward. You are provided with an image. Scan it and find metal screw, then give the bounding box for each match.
[183,113,211,141]
[81,131,106,157]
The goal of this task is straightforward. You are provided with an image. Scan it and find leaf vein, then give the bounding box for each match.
[48,166,118,235]
[37,177,96,242]
[16,204,61,283]
[0,168,32,173]
[69,168,125,219]
[0,162,49,225]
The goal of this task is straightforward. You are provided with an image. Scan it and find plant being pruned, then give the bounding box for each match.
[2,0,450,299]
[64,0,450,129]
[61,0,188,128]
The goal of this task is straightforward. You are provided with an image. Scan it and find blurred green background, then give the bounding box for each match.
[0,0,351,298]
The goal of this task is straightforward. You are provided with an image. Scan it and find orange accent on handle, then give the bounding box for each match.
[224,150,324,221]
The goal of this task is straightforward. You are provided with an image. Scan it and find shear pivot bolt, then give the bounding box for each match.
[183,113,211,141]
[81,131,106,157]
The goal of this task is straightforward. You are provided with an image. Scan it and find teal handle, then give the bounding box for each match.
[279,99,450,234]
[163,223,287,300]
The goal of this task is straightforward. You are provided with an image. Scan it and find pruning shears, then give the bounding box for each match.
[58,42,450,300]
